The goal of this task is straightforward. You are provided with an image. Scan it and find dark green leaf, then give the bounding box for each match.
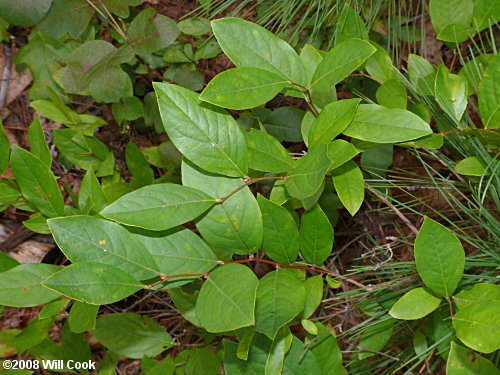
[37,0,93,38]
[27,117,51,167]
[92,312,174,358]
[306,322,345,375]
[261,106,304,143]
[478,54,499,129]
[300,275,323,319]
[0,0,52,26]
[78,169,107,215]
[358,317,394,359]
[0,119,9,174]
[68,301,99,333]
[154,82,248,177]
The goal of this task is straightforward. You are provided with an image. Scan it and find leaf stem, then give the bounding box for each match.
[288,81,320,116]
[216,176,285,203]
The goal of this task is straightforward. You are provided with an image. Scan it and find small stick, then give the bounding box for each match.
[365,183,419,236]
[217,176,285,203]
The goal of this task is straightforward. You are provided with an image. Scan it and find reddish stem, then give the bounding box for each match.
[217,176,285,203]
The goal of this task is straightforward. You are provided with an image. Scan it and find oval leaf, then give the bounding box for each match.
[447,342,500,375]
[255,269,306,339]
[389,288,441,320]
[196,263,258,332]
[414,217,465,297]
[299,204,334,265]
[478,54,499,129]
[101,184,216,231]
[0,263,61,307]
[343,104,433,143]
[244,129,293,173]
[453,301,500,354]
[154,82,248,177]
[200,68,288,110]
[257,194,299,264]
[182,160,263,254]
[331,160,364,216]
[43,262,143,305]
[48,216,160,280]
[10,145,64,217]
[92,312,174,358]
[211,18,306,85]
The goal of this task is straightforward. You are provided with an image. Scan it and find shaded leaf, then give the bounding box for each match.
[299,204,334,265]
[478,54,500,129]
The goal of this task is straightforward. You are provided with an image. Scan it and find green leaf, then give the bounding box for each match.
[15,316,53,354]
[301,111,315,147]
[285,144,331,199]
[389,288,441,320]
[413,331,428,356]
[453,301,500,353]
[300,44,323,85]
[255,269,305,339]
[308,99,361,147]
[0,120,9,175]
[472,0,500,31]
[10,146,64,217]
[446,342,500,375]
[27,117,51,167]
[257,195,299,265]
[178,17,211,35]
[61,41,134,102]
[0,263,61,307]
[336,3,369,43]
[78,169,107,215]
[478,54,500,129]
[365,43,397,83]
[92,312,174,359]
[200,68,288,110]
[435,65,468,122]
[397,133,444,149]
[453,283,500,310]
[211,18,307,86]
[48,215,159,280]
[39,299,69,319]
[300,275,323,319]
[112,97,145,125]
[408,54,437,96]
[0,180,23,212]
[43,262,143,305]
[331,160,364,216]
[168,285,200,325]
[299,204,334,265]
[283,335,321,374]
[182,160,263,254]
[68,301,99,333]
[414,217,465,298]
[376,79,407,109]
[360,144,394,175]
[0,0,52,26]
[265,326,293,375]
[343,104,433,143]
[243,129,293,173]
[53,129,115,177]
[311,39,376,107]
[224,334,271,375]
[429,0,473,35]
[261,106,304,143]
[306,322,345,375]
[0,251,20,273]
[358,317,394,359]
[37,0,93,39]
[102,0,140,18]
[133,226,219,288]
[127,8,178,56]
[455,156,490,176]
[196,263,258,332]
[101,184,215,231]
[154,82,248,177]
[185,347,222,375]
